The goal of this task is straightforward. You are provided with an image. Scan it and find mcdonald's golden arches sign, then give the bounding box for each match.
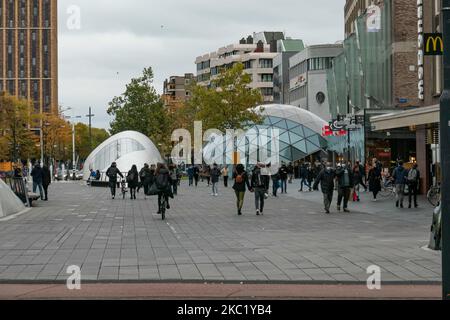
[424,33,443,56]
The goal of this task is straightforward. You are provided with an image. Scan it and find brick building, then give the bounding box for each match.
[162,73,194,113]
[0,0,58,115]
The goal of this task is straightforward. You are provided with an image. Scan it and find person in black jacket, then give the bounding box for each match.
[31,163,44,200]
[42,165,51,201]
[127,165,139,200]
[155,163,172,214]
[106,162,124,199]
[251,164,268,216]
[278,163,289,194]
[232,164,252,215]
[406,163,420,208]
[313,162,336,214]
[336,162,354,212]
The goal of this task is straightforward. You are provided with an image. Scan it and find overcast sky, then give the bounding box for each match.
[58,0,345,130]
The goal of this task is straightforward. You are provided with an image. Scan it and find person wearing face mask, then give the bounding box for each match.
[336,161,354,213]
[313,162,336,214]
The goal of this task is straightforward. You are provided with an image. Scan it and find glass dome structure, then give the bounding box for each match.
[82,131,163,180]
[203,104,329,166]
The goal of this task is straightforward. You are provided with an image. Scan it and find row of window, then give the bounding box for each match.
[0,0,51,28]
[290,57,333,80]
[290,86,307,102]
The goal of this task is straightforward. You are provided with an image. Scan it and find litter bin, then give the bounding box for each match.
[429,204,442,251]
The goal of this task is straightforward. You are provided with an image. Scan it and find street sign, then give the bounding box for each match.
[424,33,444,55]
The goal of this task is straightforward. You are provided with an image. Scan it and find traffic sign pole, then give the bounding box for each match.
[441,0,450,300]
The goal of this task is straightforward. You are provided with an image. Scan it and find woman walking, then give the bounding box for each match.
[127,165,139,200]
[368,164,382,202]
[232,164,252,216]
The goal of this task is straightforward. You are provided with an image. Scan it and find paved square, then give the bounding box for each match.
[0,180,442,283]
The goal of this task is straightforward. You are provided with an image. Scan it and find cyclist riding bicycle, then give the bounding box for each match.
[154,163,173,216]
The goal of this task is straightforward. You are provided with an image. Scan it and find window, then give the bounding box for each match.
[259,59,273,68]
[261,74,273,82]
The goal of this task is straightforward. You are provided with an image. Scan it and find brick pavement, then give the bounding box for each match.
[0,180,442,284]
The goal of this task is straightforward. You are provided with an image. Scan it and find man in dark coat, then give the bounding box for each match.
[42,165,51,201]
[31,163,44,200]
[313,162,336,214]
[106,162,123,199]
[336,162,354,213]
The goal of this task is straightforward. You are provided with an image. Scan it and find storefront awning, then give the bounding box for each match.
[370,105,440,131]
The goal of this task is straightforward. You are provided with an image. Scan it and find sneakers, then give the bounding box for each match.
[256,210,260,216]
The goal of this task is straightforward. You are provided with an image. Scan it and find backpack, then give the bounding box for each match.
[156,173,169,189]
[126,172,135,183]
[407,169,418,182]
[235,174,244,184]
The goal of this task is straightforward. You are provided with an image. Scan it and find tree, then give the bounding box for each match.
[107,67,173,155]
[0,92,39,162]
[40,113,72,163]
[74,123,109,161]
[186,63,264,132]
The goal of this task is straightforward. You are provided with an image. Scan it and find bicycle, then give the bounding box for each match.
[378,177,395,199]
[427,184,441,207]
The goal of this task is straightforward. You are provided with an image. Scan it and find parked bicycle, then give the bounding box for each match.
[378,177,396,199]
[427,184,441,207]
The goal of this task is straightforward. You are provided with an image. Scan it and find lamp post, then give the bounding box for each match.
[441,0,450,300]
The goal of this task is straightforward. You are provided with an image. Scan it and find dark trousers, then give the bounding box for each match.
[373,191,379,199]
[323,191,333,211]
[254,188,265,212]
[130,187,136,199]
[272,180,279,197]
[281,179,287,193]
[43,185,49,200]
[337,187,351,209]
[194,175,199,186]
[158,193,169,210]
[172,181,178,195]
[109,181,117,196]
[189,176,194,186]
[408,182,418,206]
[300,178,310,191]
[224,176,228,187]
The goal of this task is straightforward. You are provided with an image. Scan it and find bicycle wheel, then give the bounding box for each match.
[428,187,440,207]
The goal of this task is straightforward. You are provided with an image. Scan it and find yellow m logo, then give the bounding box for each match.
[425,35,443,54]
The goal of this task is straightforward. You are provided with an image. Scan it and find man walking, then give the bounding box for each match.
[187,165,194,186]
[31,163,44,200]
[232,164,252,215]
[278,163,288,194]
[298,163,310,192]
[406,163,420,208]
[287,162,294,184]
[313,162,336,214]
[221,166,229,188]
[336,162,354,213]
[251,163,267,216]
[392,160,407,208]
[106,162,123,199]
[42,164,51,201]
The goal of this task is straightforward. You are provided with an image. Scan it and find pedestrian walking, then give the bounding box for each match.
[221,166,229,188]
[406,163,420,208]
[210,163,221,196]
[287,162,294,184]
[251,163,267,215]
[42,165,51,201]
[336,162,354,212]
[193,165,200,187]
[232,164,252,215]
[278,163,288,194]
[187,165,194,186]
[313,162,336,214]
[31,163,44,200]
[368,163,382,202]
[306,164,314,192]
[139,164,153,197]
[126,165,139,200]
[392,160,408,208]
[106,162,124,199]
[298,163,310,192]
[169,164,178,196]
[271,172,280,197]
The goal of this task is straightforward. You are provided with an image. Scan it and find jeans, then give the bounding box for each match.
[189,176,194,186]
[408,182,418,206]
[212,182,218,195]
[281,179,287,193]
[172,181,178,195]
[337,187,351,209]
[235,191,245,212]
[254,188,265,212]
[300,178,310,191]
[109,181,117,197]
[395,184,405,204]
[272,180,279,196]
[33,182,44,199]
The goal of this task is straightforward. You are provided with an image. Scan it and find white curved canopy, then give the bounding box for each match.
[83,131,163,180]
[0,179,25,218]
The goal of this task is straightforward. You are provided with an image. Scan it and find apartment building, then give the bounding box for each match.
[195,32,285,103]
[0,0,58,115]
[162,73,195,112]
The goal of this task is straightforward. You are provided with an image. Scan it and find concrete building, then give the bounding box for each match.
[162,73,194,112]
[195,32,285,103]
[0,0,58,115]
[289,44,343,121]
[273,39,305,104]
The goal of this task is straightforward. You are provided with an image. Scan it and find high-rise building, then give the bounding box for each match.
[162,73,194,112]
[195,31,286,103]
[0,0,58,115]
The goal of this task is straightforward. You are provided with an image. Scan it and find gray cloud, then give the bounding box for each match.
[58,0,345,130]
